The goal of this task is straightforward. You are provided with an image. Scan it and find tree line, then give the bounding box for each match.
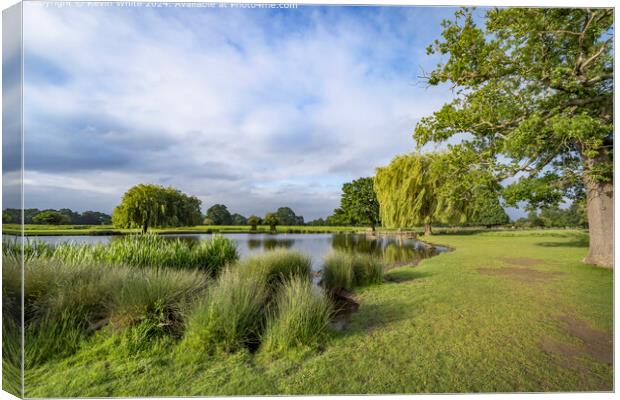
[2,208,112,225]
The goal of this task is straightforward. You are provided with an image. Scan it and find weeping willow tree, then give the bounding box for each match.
[374,150,502,235]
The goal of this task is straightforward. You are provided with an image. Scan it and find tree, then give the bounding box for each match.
[469,197,510,227]
[32,211,70,225]
[415,8,613,266]
[264,212,278,232]
[2,211,13,223]
[206,204,233,226]
[247,215,261,231]
[275,207,301,226]
[374,153,449,235]
[231,213,247,226]
[339,177,381,231]
[79,211,112,225]
[112,184,202,233]
[325,208,349,226]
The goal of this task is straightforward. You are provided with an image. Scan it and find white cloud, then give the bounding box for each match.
[19,3,456,219]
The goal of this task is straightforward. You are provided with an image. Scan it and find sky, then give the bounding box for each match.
[4,2,523,220]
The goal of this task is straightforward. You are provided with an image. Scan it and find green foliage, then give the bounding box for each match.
[322,251,384,292]
[275,207,304,226]
[231,213,248,225]
[32,211,71,225]
[2,211,13,223]
[374,153,446,229]
[206,204,233,225]
[247,215,261,230]
[539,201,588,228]
[337,177,380,229]
[415,8,613,210]
[112,184,202,233]
[264,212,279,231]
[261,276,332,355]
[468,197,510,227]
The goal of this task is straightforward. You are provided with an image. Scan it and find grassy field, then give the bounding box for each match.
[19,229,612,395]
[2,224,368,236]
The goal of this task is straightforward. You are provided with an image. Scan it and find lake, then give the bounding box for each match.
[6,233,448,271]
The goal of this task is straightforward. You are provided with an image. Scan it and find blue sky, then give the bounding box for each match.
[6,2,523,220]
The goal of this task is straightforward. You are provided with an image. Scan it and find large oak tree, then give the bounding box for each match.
[415,8,613,266]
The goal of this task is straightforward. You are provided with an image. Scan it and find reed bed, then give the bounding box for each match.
[322,251,385,292]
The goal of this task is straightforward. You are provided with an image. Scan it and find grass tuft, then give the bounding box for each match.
[261,276,332,355]
[322,251,384,292]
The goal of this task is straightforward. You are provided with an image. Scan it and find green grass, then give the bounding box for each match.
[261,276,332,356]
[322,251,385,292]
[4,234,238,274]
[3,223,369,236]
[16,229,613,395]
[238,249,312,289]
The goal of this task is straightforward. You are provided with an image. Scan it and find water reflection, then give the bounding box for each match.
[4,232,447,271]
[331,233,443,266]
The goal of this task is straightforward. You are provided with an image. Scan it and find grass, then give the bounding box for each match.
[3,223,369,236]
[261,276,332,355]
[237,249,312,289]
[183,266,268,354]
[322,251,385,292]
[2,256,210,368]
[4,234,238,274]
[10,229,613,395]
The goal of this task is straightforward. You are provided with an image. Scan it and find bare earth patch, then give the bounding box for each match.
[540,315,612,370]
[500,257,546,266]
[476,267,565,283]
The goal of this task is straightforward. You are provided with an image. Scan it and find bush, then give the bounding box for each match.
[184,266,268,353]
[322,251,384,292]
[261,276,332,354]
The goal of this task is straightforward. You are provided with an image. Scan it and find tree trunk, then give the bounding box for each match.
[583,178,613,267]
[424,223,433,236]
[142,221,148,234]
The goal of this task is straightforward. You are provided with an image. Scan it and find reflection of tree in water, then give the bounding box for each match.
[247,239,262,250]
[263,238,295,250]
[331,233,441,266]
[331,234,382,255]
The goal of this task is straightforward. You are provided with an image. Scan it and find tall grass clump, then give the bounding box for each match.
[184,266,268,353]
[238,250,311,289]
[322,251,384,292]
[14,234,239,274]
[109,268,209,338]
[1,255,211,367]
[261,276,332,355]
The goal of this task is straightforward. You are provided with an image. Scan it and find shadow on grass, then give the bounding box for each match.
[343,299,415,335]
[384,268,433,283]
[536,237,589,248]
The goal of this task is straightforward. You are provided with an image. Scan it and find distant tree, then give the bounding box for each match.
[231,213,247,226]
[339,177,380,231]
[264,212,278,232]
[2,211,13,223]
[206,204,233,225]
[112,184,202,233]
[32,211,70,225]
[247,215,261,231]
[58,208,80,224]
[203,217,214,225]
[306,218,325,226]
[326,208,349,226]
[78,211,112,225]
[540,201,588,228]
[469,197,510,227]
[275,207,301,226]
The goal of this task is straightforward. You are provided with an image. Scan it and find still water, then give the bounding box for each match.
[9,233,448,271]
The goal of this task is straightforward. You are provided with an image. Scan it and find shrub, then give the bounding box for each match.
[261,276,332,354]
[184,266,268,353]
